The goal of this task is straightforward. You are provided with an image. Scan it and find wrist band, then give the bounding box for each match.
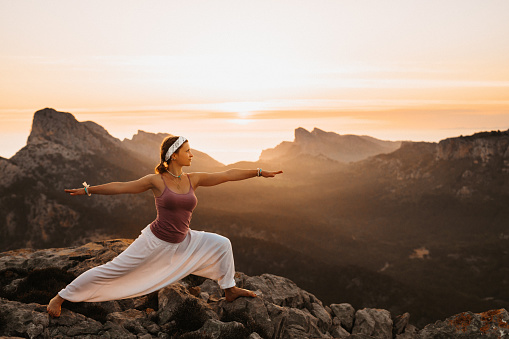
[82,181,92,196]
[257,168,262,177]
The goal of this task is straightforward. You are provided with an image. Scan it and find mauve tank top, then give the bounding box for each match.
[149,174,198,243]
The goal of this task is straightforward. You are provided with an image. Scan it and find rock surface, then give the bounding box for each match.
[1,240,508,338]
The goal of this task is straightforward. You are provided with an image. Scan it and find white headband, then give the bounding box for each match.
[165,136,187,161]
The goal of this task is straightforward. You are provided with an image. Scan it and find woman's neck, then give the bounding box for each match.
[167,164,183,176]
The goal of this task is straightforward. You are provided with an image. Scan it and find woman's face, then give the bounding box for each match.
[174,141,193,166]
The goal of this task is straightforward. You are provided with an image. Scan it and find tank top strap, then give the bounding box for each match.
[187,174,193,191]
[160,173,169,188]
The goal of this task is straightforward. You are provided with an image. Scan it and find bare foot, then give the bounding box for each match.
[224,286,257,302]
[47,295,65,317]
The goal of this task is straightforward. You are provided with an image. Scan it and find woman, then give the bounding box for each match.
[47,136,283,317]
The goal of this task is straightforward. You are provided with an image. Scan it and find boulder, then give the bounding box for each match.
[0,239,131,276]
[393,312,411,336]
[419,309,509,338]
[330,324,350,338]
[106,308,155,335]
[157,284,191,325]
[311,302,332,333]
[244,273,320,310]
[352,308,393,339]
[220,295,274,338]
[0,298,49,338]
[330,303,355,331]
[395,324,419,339]
[183,318,246,339]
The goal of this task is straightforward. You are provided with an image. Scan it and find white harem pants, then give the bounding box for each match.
[58,226,236,302]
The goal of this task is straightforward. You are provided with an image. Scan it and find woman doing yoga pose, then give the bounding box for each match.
[47,136,283,317]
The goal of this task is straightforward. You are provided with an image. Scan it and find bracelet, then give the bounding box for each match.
[257,168,262,177]
[82,181,92,196]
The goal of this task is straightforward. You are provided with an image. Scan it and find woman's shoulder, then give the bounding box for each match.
[140,173,163,184]
[144,173,163,179]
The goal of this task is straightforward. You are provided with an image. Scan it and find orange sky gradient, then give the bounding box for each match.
[1,0,508,164]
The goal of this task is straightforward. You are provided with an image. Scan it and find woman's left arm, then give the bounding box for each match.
[192,169,283,188]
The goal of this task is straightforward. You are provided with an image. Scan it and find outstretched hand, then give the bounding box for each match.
[262,170,283,178]
[64,188,87,196]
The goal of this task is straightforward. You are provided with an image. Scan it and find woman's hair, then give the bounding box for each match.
[154,135,184,174]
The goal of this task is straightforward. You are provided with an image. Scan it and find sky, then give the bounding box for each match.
[1,0,508,164]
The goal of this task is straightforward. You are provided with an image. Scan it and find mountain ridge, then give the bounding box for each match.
[260,126,402,163]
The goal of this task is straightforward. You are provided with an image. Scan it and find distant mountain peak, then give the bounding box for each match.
[311,127,329,136]
[26,108,120,153]
[262,127,401,163]
[128,130,172,141]
[294,127,337,143]
[28,108,79,145]
[294,127,313,142]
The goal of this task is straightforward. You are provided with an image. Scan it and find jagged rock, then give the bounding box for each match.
[101,321,137,338]
[220,295,274,338]
[437,130,509,163]
[106,308,153,335]
[311,302,332,333]
[47,309,104,337]
[283,307,329,338]
[395,324,419,339]
[0,297,132,339]
[352,308,393,339]
[393,312,411,335]
[157,284,196,325]
[0,239,131,276]
[330,303,355,331]
[199,291,210,302]
[419,309,509,338]
[0,157,20,188]
[0,298,49,338]
[183,318,245,339]
[330,324,350,338]
[244,273,320,310]
[198,278,224,300]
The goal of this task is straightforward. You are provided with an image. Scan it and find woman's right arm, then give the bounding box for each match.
[65,174,157,196]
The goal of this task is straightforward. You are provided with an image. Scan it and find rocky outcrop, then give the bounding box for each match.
[351,129,509,202]
[437,130,509,163]
[1,240,508,338]
[419,309,509,338]
[259,127,401,163]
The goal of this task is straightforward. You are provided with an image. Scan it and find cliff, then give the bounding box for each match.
[1,240,508,338]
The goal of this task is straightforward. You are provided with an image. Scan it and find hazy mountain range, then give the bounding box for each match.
[1,108,508,327]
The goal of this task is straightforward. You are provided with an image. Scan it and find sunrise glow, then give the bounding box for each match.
[1,0,508,164]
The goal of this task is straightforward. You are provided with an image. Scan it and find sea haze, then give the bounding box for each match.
[0,108,508,328]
